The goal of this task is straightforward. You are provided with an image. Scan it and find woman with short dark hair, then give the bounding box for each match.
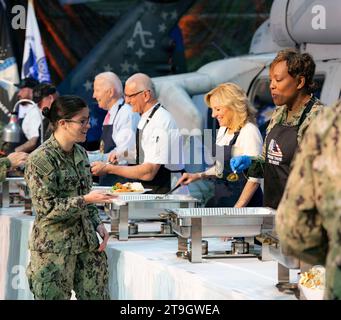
[25,95,115,300]
[231,49,324,209]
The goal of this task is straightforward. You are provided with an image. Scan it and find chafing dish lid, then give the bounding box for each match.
[169,207,276,218]
[111,194,199,203]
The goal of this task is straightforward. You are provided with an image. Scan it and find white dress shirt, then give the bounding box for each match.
[138,104,184,169]
[21,104,43,140]
[88,98,140,164]
[18,103,34,119]
[205,122,263,183]
[106,98,140,163]
[138,104,187,193]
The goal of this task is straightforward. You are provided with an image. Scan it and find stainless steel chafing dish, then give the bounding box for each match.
[164,207,275,263]
[0,177,26,208]
[104,194,200,240]
[262,231,312,296]
[0,178,34,215]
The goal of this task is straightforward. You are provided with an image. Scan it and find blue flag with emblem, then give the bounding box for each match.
[21,0,50,82]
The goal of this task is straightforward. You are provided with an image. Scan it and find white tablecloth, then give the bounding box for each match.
[0,207,34,300]
[106,236,296,300]
[0,210,296,300]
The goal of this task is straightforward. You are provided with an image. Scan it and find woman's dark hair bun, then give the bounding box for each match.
[42,107,50,118]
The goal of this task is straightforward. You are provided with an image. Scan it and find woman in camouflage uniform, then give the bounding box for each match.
[25,95,115,300]
[231,49,324,209]
[276,100,341,299]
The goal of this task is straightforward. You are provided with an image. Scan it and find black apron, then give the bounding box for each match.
[100,101,125,154]
[35,117,51,149]
[136,104,185,194]
[99,101,125,186]
[264,96,316,209]
[206,131,263,207]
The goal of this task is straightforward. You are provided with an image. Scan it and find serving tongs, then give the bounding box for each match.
[155,184,182,199]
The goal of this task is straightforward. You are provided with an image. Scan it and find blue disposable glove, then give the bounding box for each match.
[230,155,252,173]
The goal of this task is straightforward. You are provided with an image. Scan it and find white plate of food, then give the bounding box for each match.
[298,265,325,300]
[92,182,152,195]
[298,284,324,300]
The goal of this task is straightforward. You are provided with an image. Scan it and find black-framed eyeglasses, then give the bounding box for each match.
[64,117,90,127]
[124,89,149,98]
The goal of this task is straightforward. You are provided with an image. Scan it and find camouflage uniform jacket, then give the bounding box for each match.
[25,135,101,255]
[276,101,341,299]
[248,97,324,177]
[0,157,11,182]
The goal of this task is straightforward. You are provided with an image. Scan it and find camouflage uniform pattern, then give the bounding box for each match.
[276,101,341,300]
[248,98,324,177]
[0,157,10,182]
[25,134,109,299]
[27,250,109,300]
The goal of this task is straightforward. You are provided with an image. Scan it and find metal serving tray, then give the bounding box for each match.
[167,207,275,238]
[1,177,25,208]
[165,207,275,262]
[104,194,200,240]
[106,194,199,219]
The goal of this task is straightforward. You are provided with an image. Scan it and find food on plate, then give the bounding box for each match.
[111,182,144,193]
[299,265,325,290]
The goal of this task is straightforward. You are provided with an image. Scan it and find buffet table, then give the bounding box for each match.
[106,237,297,300]
[0,208,296,300]
[0,207,34,300]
